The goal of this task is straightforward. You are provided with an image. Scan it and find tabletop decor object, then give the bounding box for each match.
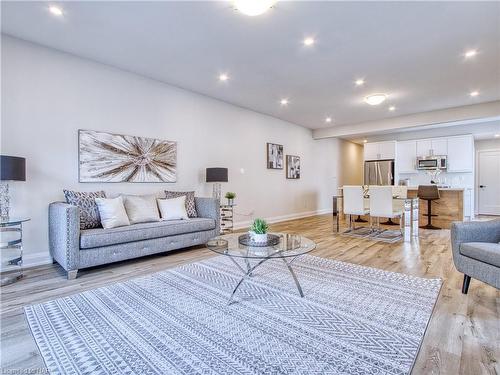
[0,155,26,221]
[224,191,236,206]
[238,233,280,247]
[206,167,228,201]
[249,218,268,242]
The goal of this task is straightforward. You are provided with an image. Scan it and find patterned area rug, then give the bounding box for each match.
[25,255,441,375]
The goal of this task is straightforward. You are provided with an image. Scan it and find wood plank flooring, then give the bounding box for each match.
[1,214,499,374]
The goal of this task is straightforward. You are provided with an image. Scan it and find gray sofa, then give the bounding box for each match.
[49,197,220,279]
[450,219,500,294]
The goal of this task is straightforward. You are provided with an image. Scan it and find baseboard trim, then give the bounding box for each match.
[234,209,332,230]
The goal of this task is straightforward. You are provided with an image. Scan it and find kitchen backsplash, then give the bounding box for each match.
[398,171,474,188]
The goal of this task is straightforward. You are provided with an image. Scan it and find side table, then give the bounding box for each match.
[1,217,30,286]
[220,204,235,234]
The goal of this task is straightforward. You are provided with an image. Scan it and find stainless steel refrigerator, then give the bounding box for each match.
[364,160,395,185]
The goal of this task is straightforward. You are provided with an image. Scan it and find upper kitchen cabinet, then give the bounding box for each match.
[364,141,396,160]
[416,138,448,157]
[396,140,417,173]
[447,135,474,172]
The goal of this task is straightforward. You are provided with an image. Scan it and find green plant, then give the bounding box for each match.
[225,192,236,199]
[250,218,268,234]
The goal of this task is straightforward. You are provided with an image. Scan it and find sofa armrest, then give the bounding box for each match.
[48,202,80,271]
[195,197,220,234]
[451,219,500,262]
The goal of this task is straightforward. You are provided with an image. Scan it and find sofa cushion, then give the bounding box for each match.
[64,190,106,230]
[80,218,215,249]
[460,242,500,268]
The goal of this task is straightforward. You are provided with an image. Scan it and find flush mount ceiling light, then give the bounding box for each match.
[233,0,276,16]
[280,98,289,106]
[303,37,315,46]
[355,79,365,86]
[364,93,388,106]
[218,73,229,81]
[469,90,479,97]
[464,49,478,58]
[49,5,63,16]
[325,117,332,123]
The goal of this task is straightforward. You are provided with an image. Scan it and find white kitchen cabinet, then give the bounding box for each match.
[447,135,474,172]
[364,141,396,160]
[396,140,417,173]
[416,138,447,156]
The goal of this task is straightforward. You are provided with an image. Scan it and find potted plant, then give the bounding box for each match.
[225,192,236,206]
[249,218,269,243]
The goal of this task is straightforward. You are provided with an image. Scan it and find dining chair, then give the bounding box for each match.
[343,185,369,231]
[369,186,404,235]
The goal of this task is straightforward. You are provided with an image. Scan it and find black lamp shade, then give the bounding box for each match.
[1,156,26,181]
[206,167,228,183]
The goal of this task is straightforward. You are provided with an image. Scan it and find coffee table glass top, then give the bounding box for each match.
[206,233,316,259]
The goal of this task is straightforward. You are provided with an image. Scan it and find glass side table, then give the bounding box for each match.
[0,217,30,286]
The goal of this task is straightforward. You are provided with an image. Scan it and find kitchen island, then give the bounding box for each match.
[406,187,470,229]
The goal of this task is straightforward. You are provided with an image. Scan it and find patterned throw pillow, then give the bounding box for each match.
[164,191,197,218]
[63,190,106,230]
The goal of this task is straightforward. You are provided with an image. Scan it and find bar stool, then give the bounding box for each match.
[418,185,441,230]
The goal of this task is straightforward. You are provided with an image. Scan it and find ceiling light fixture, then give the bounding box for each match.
[363,140,368,143]
[495,134,500,138]
[280,98,289,106]
[469,91,479,97]
[325,117,332,123]
[49,5,63,16]
[303,37,315,46]
[364,93,388,106]
[233,0,276,16]
[355,79,365,86]
[464,49,478,58]
[388,106,396,111]
[218,73,229,82]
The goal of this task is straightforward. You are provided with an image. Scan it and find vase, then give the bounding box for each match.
[227,198,234,206]
[250,232,268,243]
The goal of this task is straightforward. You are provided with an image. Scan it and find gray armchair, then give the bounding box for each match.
[450,219,500,294]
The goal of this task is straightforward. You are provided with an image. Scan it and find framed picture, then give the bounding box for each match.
[267,143,283,169]
[286,155,300,179]
[79,129,177,183]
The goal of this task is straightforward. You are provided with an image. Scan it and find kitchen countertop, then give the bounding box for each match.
[406,187,470,191]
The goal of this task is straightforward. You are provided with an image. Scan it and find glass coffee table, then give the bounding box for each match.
[206,233,316,304]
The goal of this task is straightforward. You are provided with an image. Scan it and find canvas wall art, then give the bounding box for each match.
[267,143,283,169]
[79,130,177,183]
[286,155,300,179]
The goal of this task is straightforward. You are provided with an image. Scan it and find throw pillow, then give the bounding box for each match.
[164,191,197,218]
[122,194,160,224]
[63,190,106,230]
[95,196,130,229]
[157,196,189,221]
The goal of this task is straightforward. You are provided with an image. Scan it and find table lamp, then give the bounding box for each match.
[206,167,228,201]
[0,156,26,221]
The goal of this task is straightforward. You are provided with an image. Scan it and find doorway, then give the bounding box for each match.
[477,150,500,215]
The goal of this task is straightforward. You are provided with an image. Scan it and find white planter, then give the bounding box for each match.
[250,232,268,243]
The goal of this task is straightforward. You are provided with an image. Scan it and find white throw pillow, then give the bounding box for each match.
[123,194,160,224]
[157,196,189,221]
[95,196,130,229]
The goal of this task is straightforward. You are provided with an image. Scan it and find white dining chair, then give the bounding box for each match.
[343,185,369,231]
[369,186,404,235]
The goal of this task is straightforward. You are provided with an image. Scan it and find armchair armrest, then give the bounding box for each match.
[195,197,220,234]
[48,202,80,272]
[451,219,500,260]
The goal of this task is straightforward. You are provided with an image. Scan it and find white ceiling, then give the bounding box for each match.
[2,1,500,130]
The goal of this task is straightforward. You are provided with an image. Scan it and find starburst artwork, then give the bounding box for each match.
[79,130,177,183]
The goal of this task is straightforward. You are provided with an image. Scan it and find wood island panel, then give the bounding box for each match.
[407,189,463,229]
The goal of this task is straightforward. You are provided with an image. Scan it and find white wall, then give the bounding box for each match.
[1,36,343,265]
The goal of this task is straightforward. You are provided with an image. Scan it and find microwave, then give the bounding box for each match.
[416,156,447,170]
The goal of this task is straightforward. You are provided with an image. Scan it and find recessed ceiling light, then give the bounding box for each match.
[233,0,276,16]
[388,106,396,111]
[470,91,479,97]
[218,73,229,82]
[303,37,315,46]
[494,134,500,138]
[280,98,289,106]
[464,49,478,58]
[364,93,388,106]
[355,79,365,86]
[49,5,63,16]
[325,117,332,123]
[363,140,368,143]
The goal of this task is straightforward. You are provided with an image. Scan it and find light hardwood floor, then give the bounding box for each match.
[1,214,499,374]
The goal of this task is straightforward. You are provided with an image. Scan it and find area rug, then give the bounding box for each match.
[25,255,442,375]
